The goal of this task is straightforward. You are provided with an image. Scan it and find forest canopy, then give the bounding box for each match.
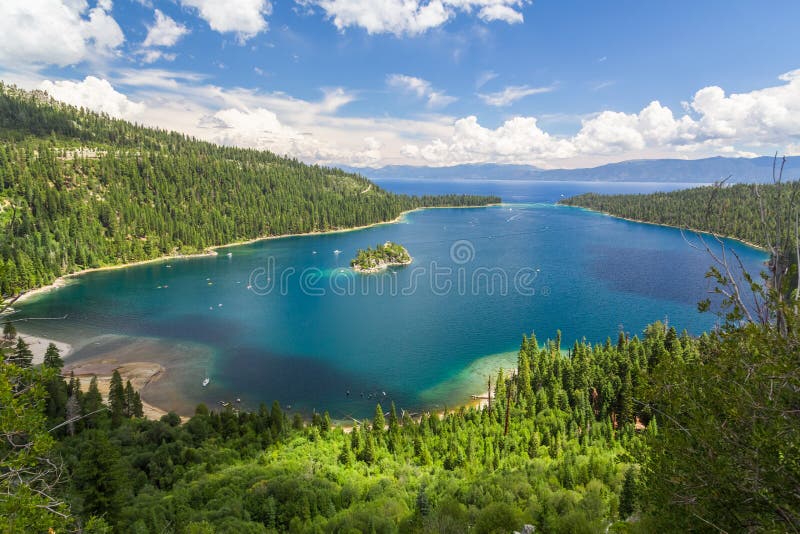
[0,83,497,297]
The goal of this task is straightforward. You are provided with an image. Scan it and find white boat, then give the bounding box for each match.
[227,252,233,258]
[202,377,210,387]
[334,249,342,255]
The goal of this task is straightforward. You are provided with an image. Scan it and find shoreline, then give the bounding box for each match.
[352,258,413,274]
[14,204,499,305]
[64,359,172,421]
[561,204,769,252]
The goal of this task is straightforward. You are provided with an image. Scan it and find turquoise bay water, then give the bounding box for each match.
[16,181,767,418]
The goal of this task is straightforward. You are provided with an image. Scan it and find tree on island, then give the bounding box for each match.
[351,242,411,271]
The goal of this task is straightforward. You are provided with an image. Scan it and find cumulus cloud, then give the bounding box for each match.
[299,0,528,36]
[0,0,124,68]
[143,9,189,47]
[478,84,553,107]
[39,76,145,120]
[387,74,457,108]
[402,115,575,164]
[403,70,800,166]
[181,0,271,41]
[206,107,384,165]
[24,68,800,169]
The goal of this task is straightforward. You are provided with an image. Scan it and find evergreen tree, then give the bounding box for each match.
[517,341,533,399]
[373,403,385,436]
[619,467,637,519]
[12,337,33,367]
[123,380,136,417]
[42,342,63,371]
[619,369,633,427]
[321,411,331,433]
[388,402,399,434]
[131,391,144,418]
[108,370,125,426]
[2,320,16,342]
[82,376,105,428]
[71,429,127,524]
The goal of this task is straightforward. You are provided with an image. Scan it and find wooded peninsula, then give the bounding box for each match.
[0,84,497,299]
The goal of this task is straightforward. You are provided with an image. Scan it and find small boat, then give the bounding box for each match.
[312,251,318,255]
[202,377,210,387]
[334,249,342,255]
[227,252,233,258]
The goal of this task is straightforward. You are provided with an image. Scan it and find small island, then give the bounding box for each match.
[351,241,412,273]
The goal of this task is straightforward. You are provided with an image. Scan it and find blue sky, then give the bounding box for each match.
[1,0,799,168]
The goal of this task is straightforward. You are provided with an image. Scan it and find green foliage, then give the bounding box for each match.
[0,84,497,297]
[640,311,800,531]
[10,310,792,531]
[0,359,71,532]
[13,325,675,532]
[562,175,800,531]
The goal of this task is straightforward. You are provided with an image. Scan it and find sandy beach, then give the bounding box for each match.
[65,360,170,420]
[16,332,73,366]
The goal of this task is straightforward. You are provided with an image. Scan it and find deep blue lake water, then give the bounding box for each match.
[16,180,767,418]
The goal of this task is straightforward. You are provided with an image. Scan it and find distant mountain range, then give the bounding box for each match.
[343,156,799,184]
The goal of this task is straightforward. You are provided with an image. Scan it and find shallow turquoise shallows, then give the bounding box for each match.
[16,181,767,418]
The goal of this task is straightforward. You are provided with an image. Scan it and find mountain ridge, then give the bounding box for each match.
[343,156,799,183]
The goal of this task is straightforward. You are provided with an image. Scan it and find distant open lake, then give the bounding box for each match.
[16,180,767,419]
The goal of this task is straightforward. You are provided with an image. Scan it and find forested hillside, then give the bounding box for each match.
[0,84,497,297]
[2,322,673,532]
[5,305,797,532]
[559,179,799,249]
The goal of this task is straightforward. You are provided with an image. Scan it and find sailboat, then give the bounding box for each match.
[202,376,210,387]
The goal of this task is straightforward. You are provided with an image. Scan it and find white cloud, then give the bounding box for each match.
[39,76,145,120]
[478,85,553,106]
[181,0,271,41]
[475,70,497,89]
[0,0,124,68]
[206,107,386,166]
[404,70,800,166]
[402,115,575,165]
[138,50,177,64]
[477,5,523,24]
[143,9,189,47]
[299,0,527,36]
[20,68,800,169]
[387,74,457,108]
